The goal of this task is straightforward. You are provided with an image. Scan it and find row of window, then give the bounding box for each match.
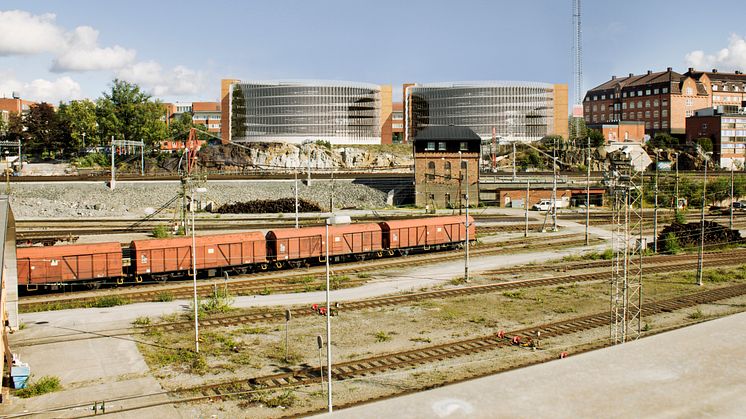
[712,84,743,92]
[424,141,470,151]
[713,95,745,102]
[588,99,670,112]
[587,86,671,101]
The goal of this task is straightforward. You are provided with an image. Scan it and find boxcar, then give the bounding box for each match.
[266,223,384,267]
[16,242,124,289]
[131,232,267,279]
[380,216,476,253]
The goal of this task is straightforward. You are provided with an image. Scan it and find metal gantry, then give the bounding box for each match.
[608,156,643,344]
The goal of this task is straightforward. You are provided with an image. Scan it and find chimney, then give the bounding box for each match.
[688,67,694,73]
[611,75,616,80]
[736,70,743,75]
[667,67,672,72]
[712,69,718,73]
[647,70,652,75]
[628,73,634,77]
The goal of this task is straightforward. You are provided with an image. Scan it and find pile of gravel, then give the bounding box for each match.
[10,180,387,218]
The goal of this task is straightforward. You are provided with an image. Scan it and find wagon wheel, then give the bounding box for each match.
[274,261,285,269]
[354,254,366,262]
[375,251,383,258]
[154,275,168,283]
[85,281,102,290]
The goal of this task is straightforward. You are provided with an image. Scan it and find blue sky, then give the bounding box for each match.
[2,0,746,105]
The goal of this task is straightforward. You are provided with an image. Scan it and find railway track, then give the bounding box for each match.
[18,234,590,312]
[138,282,746,412]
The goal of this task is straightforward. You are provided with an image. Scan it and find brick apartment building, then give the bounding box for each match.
[686,106,746,169]
[585,68,746,137]
[164,101,222,137]
[0,97,36,127]
[413,126,480,209]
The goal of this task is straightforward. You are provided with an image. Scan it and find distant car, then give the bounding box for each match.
[733,201,744,209]
[532,199,554,211]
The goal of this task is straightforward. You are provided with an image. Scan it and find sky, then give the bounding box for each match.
[2,0,746,106]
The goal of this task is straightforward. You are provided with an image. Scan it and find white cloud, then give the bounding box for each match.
[685,34,746,71]
[0,71,82,103]
[51,26,136,72]
[0,10,65,55]
[116,61,206,97]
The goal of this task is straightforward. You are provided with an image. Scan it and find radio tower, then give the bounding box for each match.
[572,0,583,139]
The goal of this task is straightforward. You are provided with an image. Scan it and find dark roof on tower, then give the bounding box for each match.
[413,126,481,142]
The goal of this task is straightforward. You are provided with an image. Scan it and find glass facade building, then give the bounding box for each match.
[406,82,558,142]
[230,80,382,145]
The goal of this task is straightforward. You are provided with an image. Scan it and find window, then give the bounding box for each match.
[623,92,627,98]
[638,101,643,108]
[638,90,643,96]
[654,110,659,118]
[662,87,669,93]
[654,88,659,94]
[637,112,642,119]
[461,161,467,170]
[713,85,719,91]
[438,141,446,151]
[646,122,651,129]
[593,105,597,112]
[593,95,598,101]
[662,110,668,117]
[459,142,468,151]
[601,94,606,100]
[686,98,693,106]
[622,112,627,119]
[427,161,435,180]
[622,103,627,109]
[723,85,729,92]
[645,100,651,108]
[686,87,693,95]
[630,91,635,97]
[444,161,452,179]
[601,114,605,121]
[654,100,659,107]
[646,89,651,95]
[662,121,669,128]
[426,142,435,151]
[662,100,669,107]
[735,86,740,92]
[654,122,660,129]
[630,102,635,109]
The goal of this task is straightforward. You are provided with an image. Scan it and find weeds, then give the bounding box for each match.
[374,330,392,342]
[157,292,174,302]
[93,295,130,308]
[688,309,704,320]
[240,390,297,409]
[132,316,151,326]
[502,291,525,299]
[410,337,432,343]
[152,225,170,238]
[15,376,62,398]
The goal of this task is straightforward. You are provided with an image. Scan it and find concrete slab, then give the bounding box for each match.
[324,312,746,418]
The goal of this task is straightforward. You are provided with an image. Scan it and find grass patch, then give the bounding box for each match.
[374,330,392,342]
[92,295,130,308]
[156,292,174,302]
[132,316,151,326]
[357,272,371,279]
[152,225,171,238]
[450,277,467,286]
[148,348,207,375]
[502,291,525,299]
[562,248,613,262]
[688,309,704,320]
[287,275,315,284]
[410,336,432,343]
[15,376,62,398]
[239,390,297,409]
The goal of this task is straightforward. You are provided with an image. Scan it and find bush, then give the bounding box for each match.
[696,137,713,153]
[16,376,62,398]
[374,330,392,342]
[661,232,681,254]
[152,225,170,238]
[72,153,109,168]
[93,295,130,308]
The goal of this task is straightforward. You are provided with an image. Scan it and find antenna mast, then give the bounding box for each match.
[572,0,584,138]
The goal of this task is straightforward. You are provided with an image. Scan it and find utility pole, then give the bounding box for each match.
[585,137,590,245]
[294,169,299,228]
[674,152,680,212]
[698,153,712,286]
[512,141,516,181]
[551,144,558,232]
[525,180,530,238]
[464,160,470,283]
[654,149,660,252]
[730,163,735,230]
[458,151,463,215]
[110,135,115,190]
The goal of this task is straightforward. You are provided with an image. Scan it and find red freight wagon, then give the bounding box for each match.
[266,223,384,265]
[16,242,124,288]
[380,216,476,251]
[131,232,267,278]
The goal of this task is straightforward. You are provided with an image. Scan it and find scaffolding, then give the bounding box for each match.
[608,155,643,344]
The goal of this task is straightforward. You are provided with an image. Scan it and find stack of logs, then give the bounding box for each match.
[657,221,741,250]
[215,198,322,214]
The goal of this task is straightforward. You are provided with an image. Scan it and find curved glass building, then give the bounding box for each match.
[229,80,385,145]
[406,82,567,142]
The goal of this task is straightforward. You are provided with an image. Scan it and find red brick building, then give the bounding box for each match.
[686,106,746,169]
[413,126,480,208]
[587,121,646,143]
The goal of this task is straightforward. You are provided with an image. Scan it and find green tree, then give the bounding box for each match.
[0,113,6,136]
[169,111,195,139]
[58,99,98,151]
[568,116,587,142]
[649,132,679,149]
[695,137,713,153]
[96,79,168,147]
[23,103,69,157]
[588,129,605,147]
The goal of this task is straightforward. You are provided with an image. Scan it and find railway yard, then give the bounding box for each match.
[5,180,746,418]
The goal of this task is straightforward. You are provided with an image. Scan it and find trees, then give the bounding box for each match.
[649,132,679,149]
[588,129,605,147]
[695,137,713,153]
[23,103,69,157]
[96,79,168,147]
[58,99,98,151]
[568,117,588,143]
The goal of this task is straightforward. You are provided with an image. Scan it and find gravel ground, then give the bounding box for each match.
[10,180,387,218]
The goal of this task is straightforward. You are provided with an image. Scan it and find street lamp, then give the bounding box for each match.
[697,152,712,286]
[191,186,208,352]
[324,214,351,413]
